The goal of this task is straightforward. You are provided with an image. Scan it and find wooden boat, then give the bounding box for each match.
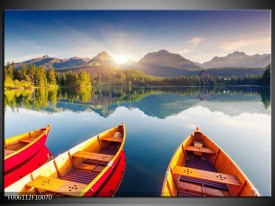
[4,125,51,172]
[96,148,126,196]
[5,122,126,197]
[161,127,260,197]
[5,145,53,188]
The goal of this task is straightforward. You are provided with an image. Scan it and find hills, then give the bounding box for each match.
[133,49,202,76]
[85,51,117,67]
[11,50,270,77]
[200,51,270,69]
[14,55,90,69]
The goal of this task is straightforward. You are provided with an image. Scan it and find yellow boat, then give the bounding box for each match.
[5,122,126,197]
[161,127,260,197]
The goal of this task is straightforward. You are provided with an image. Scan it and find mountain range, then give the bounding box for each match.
[12,50,270,77]
[199,51,270,69]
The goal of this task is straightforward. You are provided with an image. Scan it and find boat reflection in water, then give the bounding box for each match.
[4,145,53,188]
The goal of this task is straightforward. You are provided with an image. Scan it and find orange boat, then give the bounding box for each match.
[161,127,260,197]
[5,122,126,197]
[4,125,51,172]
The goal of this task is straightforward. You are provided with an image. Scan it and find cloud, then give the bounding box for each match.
[220,36,271,53]
[179,48,191,55]
[188,37,203,46]
[220,40,248,52]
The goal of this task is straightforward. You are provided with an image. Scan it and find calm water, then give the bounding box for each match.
[4,86,271,196]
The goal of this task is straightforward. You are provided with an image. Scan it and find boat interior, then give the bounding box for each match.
[176,154,231,196]
[172,129,245,197]
[6,125,124,196]
[4,129,47,157]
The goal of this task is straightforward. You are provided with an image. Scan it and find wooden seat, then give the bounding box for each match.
[185,146,215,154]
[76,163,97,171]
[173,166,241,186]
[26,175,87,196]
[177,180,230,196]
[72,151,114,162]
[18,137,36,143]
[5,149,15,156]
[101,136,122,143]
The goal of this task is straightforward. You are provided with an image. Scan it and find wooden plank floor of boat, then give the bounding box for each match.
[61,169,98,185]
[177,180,230,196]
[176,154,232,196]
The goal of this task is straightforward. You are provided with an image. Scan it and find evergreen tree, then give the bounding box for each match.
[259,64,270,86]
[28,64,37,84]
[4,63,14,81]
[64,71,77,87]
[46,68,57,86]
[34,66,47,87]
[20,64,31,81]
[13,67,21,81]
[77,71,91,87]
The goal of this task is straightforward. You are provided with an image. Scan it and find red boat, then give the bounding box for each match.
[92,149,126,196]
[5,123,126,197]
[4,125,51,172]
[4,145,53,188]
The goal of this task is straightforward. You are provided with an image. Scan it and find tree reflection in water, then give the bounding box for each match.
[4,86,270,116]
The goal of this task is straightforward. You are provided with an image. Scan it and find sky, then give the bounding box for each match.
[4,10,271,64]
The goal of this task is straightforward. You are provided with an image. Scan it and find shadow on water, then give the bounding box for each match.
[4,86,270,117]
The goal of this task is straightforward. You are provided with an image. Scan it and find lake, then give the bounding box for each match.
[4,86,271,196]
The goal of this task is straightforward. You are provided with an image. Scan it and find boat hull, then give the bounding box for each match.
[4,126,51,172]
[4,145,53,188]
[87,149,126,197]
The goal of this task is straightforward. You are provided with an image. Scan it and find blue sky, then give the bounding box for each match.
[4,10,271,64]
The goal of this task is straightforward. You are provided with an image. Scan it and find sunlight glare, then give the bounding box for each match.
[113,54,129,64]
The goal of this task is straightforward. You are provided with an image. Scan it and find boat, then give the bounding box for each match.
[96,148,126,196]
[4,125,51,172]
[5,145,53,188]
[161,127,260,197]
[5,122,126,197]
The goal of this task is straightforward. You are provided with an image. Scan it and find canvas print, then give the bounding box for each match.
[4,10,271,197]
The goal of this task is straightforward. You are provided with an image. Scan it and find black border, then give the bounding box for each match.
[0,0,273,205]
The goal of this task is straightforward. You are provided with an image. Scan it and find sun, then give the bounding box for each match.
[113,54,129,64]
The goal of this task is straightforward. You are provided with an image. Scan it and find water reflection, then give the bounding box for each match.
[4,86,271,196]
[4,86,270,118]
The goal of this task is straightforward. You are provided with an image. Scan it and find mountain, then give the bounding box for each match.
[12,51,117,70]
[202,51,270,69]
[135,50,202,77]
[85,51,117,67]
[14,55,90,69]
